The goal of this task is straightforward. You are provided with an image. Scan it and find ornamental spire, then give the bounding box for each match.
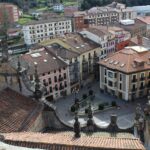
[74,112,81,138]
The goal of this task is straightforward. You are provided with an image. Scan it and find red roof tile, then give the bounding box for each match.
[0,88,43,133]
[99,47,150,73]
[3,132,146,150]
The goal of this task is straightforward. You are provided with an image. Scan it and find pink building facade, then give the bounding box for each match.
[21,47,71,101]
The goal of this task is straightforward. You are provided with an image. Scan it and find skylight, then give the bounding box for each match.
[31,53,41,58]
[120,63,125,67]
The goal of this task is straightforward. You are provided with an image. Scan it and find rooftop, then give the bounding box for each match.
[0,88,43,133]
[24,17,71,26]
[21,47,67,75]
[61,33,100,54]
[115,19,146,32]
[82,26,109,37]
[2,132,145,150]
[126,46,148,53]
[137,16,150,24]
[41,33,100,55]
[99,46,150,73]
[46,43,79,60]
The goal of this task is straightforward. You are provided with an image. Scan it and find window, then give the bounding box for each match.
[54,76,57,82]
[104,69,107,75]
[64,81,67,87]
[43,79,46,83]
[148,72,150,78]
[49,87,53,93]
[140,73,145,79]
[108,72,113,78]
[54,70,56,73]
[140,82,144,88]
[108,81,113,87]
[132,74,137,82]
[30,75,33,81]
[119,83,122,90]
[120,74,122,81]
[48,78,51,84]
[64,73,66,79]
[55,84,58,91]
[59,68,61,73]
[132,84,136,90]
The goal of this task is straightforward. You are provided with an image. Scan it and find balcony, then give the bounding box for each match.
[140,77,145,81]
[59,86,64,90]
[139,86,145,90]
[43,82,48,87]
[147,84,150,88]
[132,88,137,92]
[93,55,99,63]
[132,79,137,83]
[59,77,64,82]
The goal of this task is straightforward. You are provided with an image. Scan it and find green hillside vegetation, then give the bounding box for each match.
[81,0,150,10]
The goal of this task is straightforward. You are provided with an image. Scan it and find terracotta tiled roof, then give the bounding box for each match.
[64,6,78,17]
[137,16,150,24]
[99,47,150,73]
[114,20,146,32]
[61,33,100,54]
[46,44,79,60]
[2,132,146,150]
[25,17,71,26]
[83,27,107,37]
[0,88,43,133]
[21,48,67,75]
[0,62,17,74]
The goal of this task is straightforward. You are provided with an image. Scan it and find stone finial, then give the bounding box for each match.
[110,114,117,126]
[88,102,93,119]
[135,103,143,121]
[17,56,22,92]
[34,65,40,91]
[17,56,21,73]
[87,102,94,132]
[74,112,81,138]
[108,114,118,132]
[34,65,42,100]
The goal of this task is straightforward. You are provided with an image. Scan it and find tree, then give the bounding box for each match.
[81,0,150,10]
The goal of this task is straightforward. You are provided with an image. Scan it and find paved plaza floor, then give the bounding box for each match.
[54,81,147,129]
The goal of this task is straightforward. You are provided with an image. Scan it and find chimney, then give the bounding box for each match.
[137,35,143,45]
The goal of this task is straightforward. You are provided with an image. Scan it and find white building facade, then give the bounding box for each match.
[23,18,72,45]
[99,46,150,101]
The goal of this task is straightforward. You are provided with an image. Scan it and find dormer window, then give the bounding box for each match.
[134,58,145,67]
